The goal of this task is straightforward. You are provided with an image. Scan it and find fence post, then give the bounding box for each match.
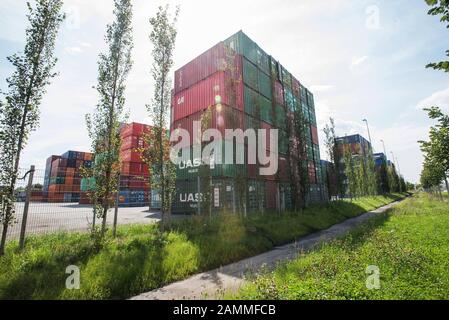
[112,175,120,238]
[197,176,201,216]
[19,165,35,251]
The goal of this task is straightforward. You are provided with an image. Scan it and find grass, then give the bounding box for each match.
[0,193,406,300]
[229,193,449,300]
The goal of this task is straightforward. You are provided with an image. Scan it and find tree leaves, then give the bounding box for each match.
[425,0,449,72]
[0,0,64,255]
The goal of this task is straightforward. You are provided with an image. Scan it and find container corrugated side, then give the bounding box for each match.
[173,69,244,122]
[174,42,241,94]
[172,104,246,146]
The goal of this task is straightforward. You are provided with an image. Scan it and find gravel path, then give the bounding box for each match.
[131,201,401,300]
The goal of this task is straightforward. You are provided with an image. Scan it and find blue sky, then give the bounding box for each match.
[1,0,448,183]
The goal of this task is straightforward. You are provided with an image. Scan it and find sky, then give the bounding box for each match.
[0,0,448,183]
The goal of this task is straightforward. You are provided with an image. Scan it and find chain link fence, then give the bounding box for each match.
[1,167,163,243]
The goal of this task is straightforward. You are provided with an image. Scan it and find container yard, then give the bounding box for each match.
[171,31,328,214]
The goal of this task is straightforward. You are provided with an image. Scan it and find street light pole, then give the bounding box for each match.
[362,119,373,147]
[381,139,387,157]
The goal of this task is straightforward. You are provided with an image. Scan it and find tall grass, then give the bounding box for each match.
[230,193,449,300]
[0,193,406,300]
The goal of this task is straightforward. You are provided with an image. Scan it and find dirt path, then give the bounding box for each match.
[131,201,401,300]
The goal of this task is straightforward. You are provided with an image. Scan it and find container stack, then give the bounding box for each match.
[79,122,152,207]
[171,31,328,214]
[44,151,93,203]
[118,123,151,207]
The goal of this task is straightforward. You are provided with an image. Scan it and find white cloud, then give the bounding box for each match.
[416,86,449,111]
[65,46,83,55]
[351,55,368,68]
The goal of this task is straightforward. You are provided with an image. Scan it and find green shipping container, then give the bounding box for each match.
[279,130,289,155]
[256,46,270,75]
[281,66,292,89]
[244,85,259,117]
[260,95,273,124]
[175,142,247,180]
[243,58,258,91]
[225,31,270,75]
[50,177,65,185]
[274,104,287,130]
[225,31,258,66]
[247,180,266,212]
[285,89,296,112]
[258,70,272,100]
[279,182,293,211]
[81,177,96,192]
[307,144,314,160]
[173,178,247,214]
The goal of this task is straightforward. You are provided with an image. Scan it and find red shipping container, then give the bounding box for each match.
[174,42,241,94]
[121,122,151,139]
[47,192,64,203]
[121,135,146,151]
[121,162,149,176]
[265,181,277,210]
[121,150,143,163]
[120,175,150,190]
[173,68,244,122]
[260,122,277,153]
[247,164,259,179]
[311,125,319,145]
[278,156,289,181]
[171,104,246,146]
[274,81,284,105]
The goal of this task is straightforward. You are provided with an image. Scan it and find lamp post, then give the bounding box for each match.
[362,119,373,146]
[380,139,387,157]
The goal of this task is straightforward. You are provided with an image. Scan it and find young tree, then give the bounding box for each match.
[0,0,65,256]
[366,152,378,196]
[288,100,309,210]
[419,107,449,198]
[323,118,341,198]
[425,0,449,73]
[145,5,179,230]
[343,149,357,200]
[85,0,134,238]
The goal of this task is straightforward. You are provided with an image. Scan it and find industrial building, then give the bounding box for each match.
[170,31,327,213]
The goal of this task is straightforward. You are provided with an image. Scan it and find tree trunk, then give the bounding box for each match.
[0,223,8,256]
[444,176,449,200]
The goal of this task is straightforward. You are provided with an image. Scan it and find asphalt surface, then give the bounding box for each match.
[3,202,163,241]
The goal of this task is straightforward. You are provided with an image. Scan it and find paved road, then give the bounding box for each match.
[3,202,164,241]
[131,201,401,300]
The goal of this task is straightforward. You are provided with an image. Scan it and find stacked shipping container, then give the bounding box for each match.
[171,31,327,213]
[44,151,93,202]
[79,122,152,207]
[335,134,373,196]
[119,123,151,207]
